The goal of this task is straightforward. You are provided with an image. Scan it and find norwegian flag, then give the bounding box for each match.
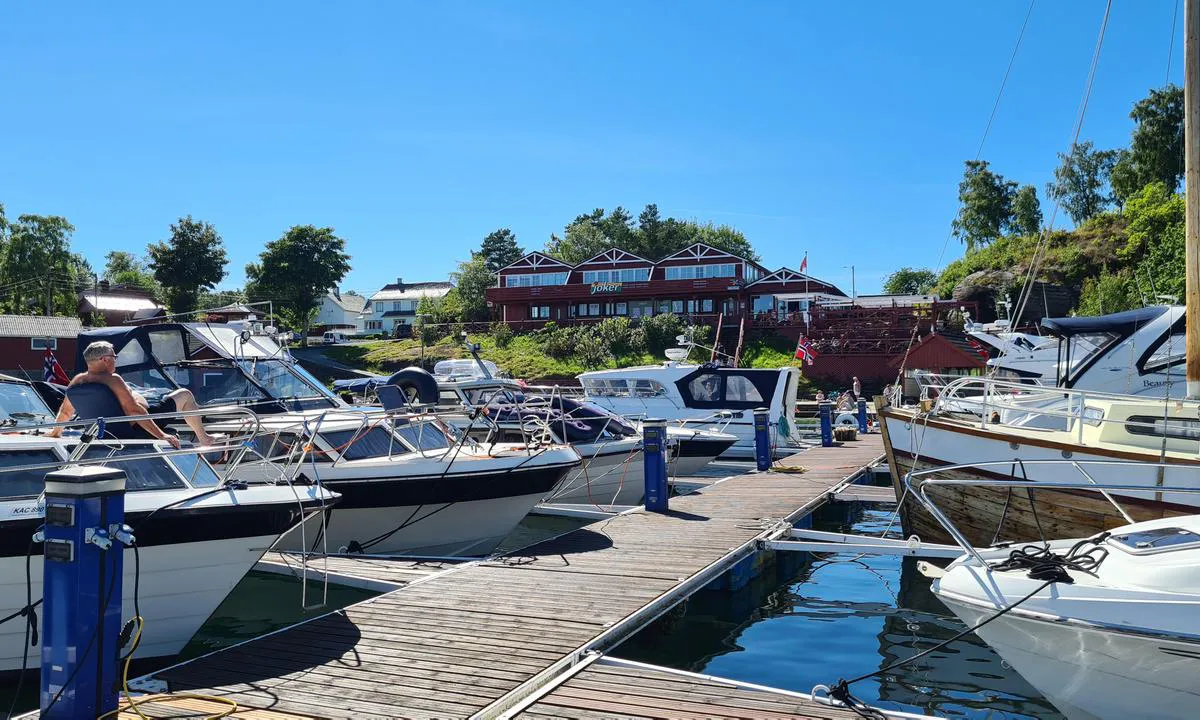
[43,348,70,385]
[799,253,808,274]
[794,335,817,366]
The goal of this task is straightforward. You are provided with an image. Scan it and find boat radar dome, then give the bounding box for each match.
[664,348,689,362]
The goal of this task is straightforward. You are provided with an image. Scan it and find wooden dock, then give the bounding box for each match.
[126,436,887,719]
[254,552,460,592]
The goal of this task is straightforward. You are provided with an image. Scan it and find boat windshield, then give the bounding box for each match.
[0,382,56,427]
[159,362,272,406]
[1061,332,1120,386]
[77,445,188,491]
[237,360,334,402]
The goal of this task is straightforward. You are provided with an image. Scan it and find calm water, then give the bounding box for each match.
[2,509,1063,719]
[616,503,1064,719]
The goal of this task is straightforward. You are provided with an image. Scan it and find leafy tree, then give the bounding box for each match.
[1112,85,1184,203]
[244,225,351,345]
[883,267,937,295]
[452,255,493,322]
[2,214,81,315]
[951,160,1017,251]
[1046,141,1119,224]
[147,216,228,314]
[477,229,524,273]
[1010,185,1043,236]
[681,221,759,261]
[545,204,760,263]
[545,221,616,264]
[636,204,667,259]
[103,251,162,299]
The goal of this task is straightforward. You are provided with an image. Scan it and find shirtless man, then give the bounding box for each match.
[47,341,215,445]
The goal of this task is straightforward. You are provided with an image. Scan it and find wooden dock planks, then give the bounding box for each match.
[135,436,885,719]
[253,551,459,591]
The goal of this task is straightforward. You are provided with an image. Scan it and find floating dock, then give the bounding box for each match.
[118,436,887,719]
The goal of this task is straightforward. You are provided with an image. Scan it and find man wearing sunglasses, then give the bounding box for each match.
[46,340,215,446]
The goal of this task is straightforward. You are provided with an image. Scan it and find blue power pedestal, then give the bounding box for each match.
[642,419,669,512]
[752,408,771,471]
[818,401,833,447]
[40,465,130,720]
[857,397,869,433]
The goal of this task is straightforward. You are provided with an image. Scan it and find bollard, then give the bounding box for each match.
[818,401,833,447]
[40,466,131,720]
[752,408,771,471]
[857,397,868,433]
[642,419,669,512]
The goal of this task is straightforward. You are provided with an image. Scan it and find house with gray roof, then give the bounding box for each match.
[359,278,453,335]
[0,314,83,376]
[314,289,369,335]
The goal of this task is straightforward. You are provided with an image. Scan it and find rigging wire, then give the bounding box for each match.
[1012,0,1114,326]
[1169,0,1182,83]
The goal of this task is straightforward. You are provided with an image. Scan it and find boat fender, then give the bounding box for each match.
[385,367,439,404]
[835,412,858,427]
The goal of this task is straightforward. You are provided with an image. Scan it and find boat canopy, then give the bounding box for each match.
[1040,306,1168,339]
[75,323,285,374]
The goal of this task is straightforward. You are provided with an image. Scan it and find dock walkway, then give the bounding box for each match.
[127,436,885,719]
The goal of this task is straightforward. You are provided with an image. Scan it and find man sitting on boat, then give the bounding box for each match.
[46,340,216,446]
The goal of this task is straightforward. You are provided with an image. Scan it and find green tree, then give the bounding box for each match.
[1111,85,1184,203]
[1010,185,1043,236]
[951,160,1017,251]
[2,214,81,315]
[452,255,493,322]
[546,221,615,264]
[147,216,228,314]
[1046,141,1118,224]
[477,228,524,273]
[104,251,162,299]
[244,225,351,345]
[882,267,937,295]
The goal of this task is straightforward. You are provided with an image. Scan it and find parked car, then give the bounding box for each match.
[322,331,349,344]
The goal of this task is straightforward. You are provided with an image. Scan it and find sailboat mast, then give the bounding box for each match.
[1187,0,1200,398]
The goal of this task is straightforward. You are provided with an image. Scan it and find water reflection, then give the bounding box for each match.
[616,504,1064,719]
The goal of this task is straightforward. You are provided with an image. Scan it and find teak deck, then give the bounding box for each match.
[130,436,886,720]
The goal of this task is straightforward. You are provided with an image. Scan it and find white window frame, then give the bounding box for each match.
[31,337,57,351]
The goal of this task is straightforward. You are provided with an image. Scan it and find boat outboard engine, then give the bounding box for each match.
[386,367,439,404]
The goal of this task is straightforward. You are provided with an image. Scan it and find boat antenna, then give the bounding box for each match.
[460,332,493,379]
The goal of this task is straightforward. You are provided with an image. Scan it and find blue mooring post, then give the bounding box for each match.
[818,401,833,447]
[643,419,669,512]
[753,407,771,471]
[39,465,132,720]
[857,397,868,433]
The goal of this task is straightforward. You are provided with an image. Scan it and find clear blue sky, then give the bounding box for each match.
[0,1,1184,296]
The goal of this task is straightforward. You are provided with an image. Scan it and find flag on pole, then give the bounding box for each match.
[794,335,816,366]
[799,252,808,274]
[43,348,70,385]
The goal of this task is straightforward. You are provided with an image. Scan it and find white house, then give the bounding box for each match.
[314,290,367,334]
[359,278,454,334]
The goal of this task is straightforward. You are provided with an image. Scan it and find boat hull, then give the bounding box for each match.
[0,535,276,675]
[941,596,1200,720]
[879,408,1196,545]
[546,446,645,507]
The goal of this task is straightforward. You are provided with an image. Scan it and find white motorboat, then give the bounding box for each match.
[915,469,1200,720]
[76,322,582,557]
[0,431,335,675]
[578,352,805,459]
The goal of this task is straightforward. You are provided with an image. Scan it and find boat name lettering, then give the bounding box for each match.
[590,282,623,294]
[1144,379,1180,387]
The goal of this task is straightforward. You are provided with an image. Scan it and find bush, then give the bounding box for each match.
[596,317,635,356]
[641,313,684,355]
[542,326,574,359]
[575,332,612,369]
[491,321,513,348]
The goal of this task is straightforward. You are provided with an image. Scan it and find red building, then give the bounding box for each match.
[0,315,81,377]
[488,243,845,328]
[487,243,970,386]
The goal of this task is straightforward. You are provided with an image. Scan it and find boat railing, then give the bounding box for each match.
[928,375,1199,445]
[11,406,267,481]
[903,457,1200,567]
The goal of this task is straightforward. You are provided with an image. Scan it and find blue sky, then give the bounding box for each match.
[0,1,1183,296]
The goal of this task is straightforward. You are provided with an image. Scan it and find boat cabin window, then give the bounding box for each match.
[438,390,463,407]
[0,449,62,498]
[250,432,302,462]
[320,427,409,460]
[1127,415,1200,441]
[79,445,187,491]
[726,376,764,403]
[1140,319,1187,374]
[688,374,722,402]
[166,364,270,406]
[393,420,451,451]
[1061,332,1120,386]
[238,360,330,402]
[581,378,667,398]
[166,452,221,487]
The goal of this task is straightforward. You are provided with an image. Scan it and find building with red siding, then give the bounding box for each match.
[0,315,82,377]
